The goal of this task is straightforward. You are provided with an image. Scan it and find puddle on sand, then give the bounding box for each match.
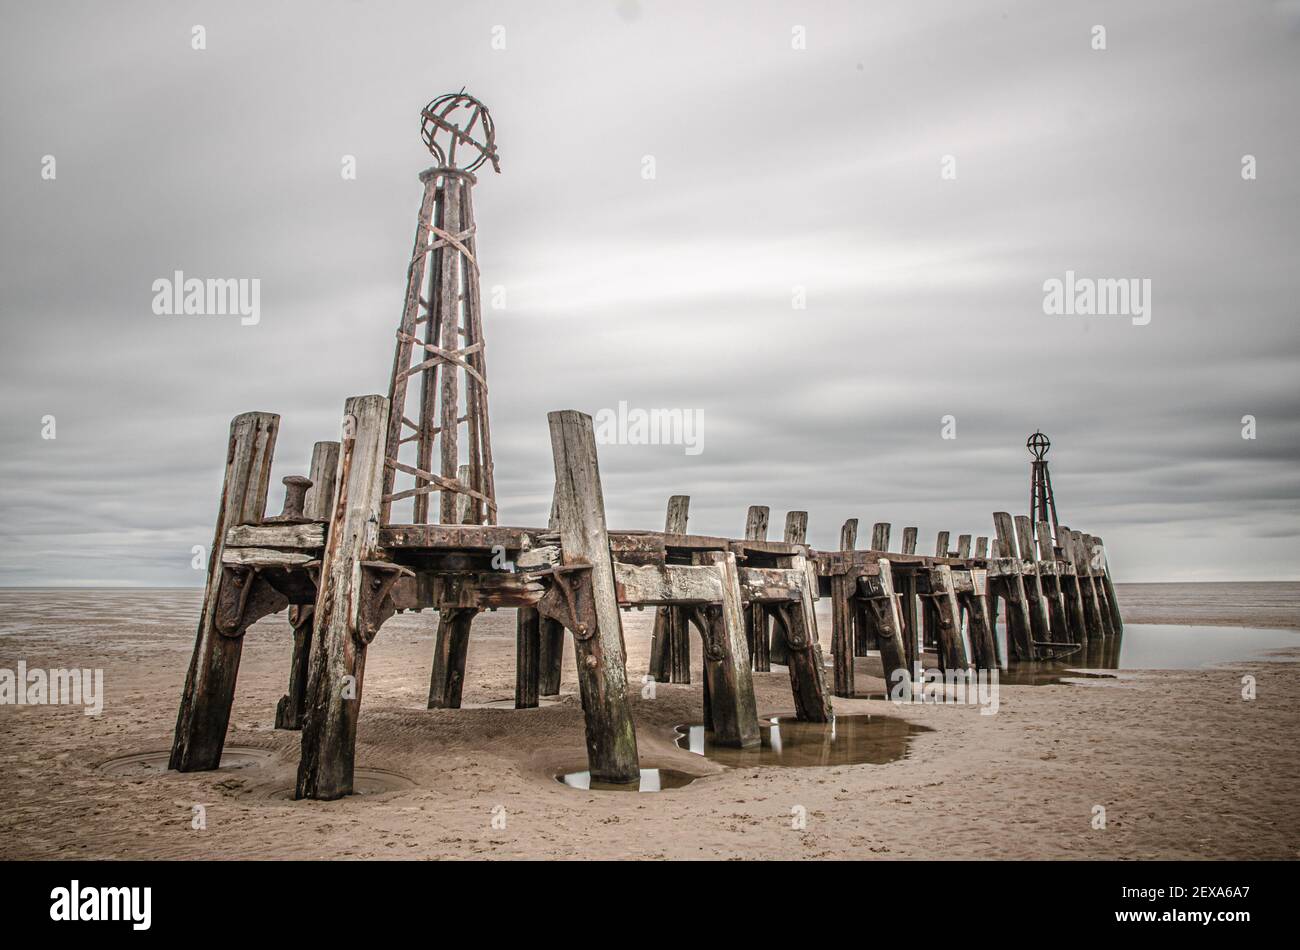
[989,624,1300,684]
[99,747,274,777]
[676,713,929,769]
[268,767,416,800]
[555,768,697,792]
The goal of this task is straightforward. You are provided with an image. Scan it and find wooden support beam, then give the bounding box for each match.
[1092,536,1120,637]
[773,556,832,721]
[901,527,918,556]
[770,511,805,667]
[836,521,865,656]
[545,410,640,783]
[746,505,772,671]
[296,395,391,800]
[861,559,910,688]
[993,512,1035,660]
[648,495,691,683]
[901,569,919,669]
[1057,528,1089,649]
[539,617,565,695]
[957,569,998,670]
[974,536,989,559]
[1066,529,1106,643]
[870,522,891,552]
[436,184,463,525]
[1094,535,1124,633]
[1037,520,1072,645]
[171,411,280,771]
[830,569,855,698]
[926,565,969,671]
[515,606,540,709]
[956,534,972,559]
[1079,532,1115,638]
[274,606,314,731]
[698,552,761,747]
[428,593,479,708]
[1014,514,1054,647]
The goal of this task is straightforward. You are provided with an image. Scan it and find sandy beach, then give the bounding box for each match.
[1,583,1297,860]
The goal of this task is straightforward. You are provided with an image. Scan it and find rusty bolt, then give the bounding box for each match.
[584,655,598,669]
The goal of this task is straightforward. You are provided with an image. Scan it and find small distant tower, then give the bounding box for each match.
[381,91,501,525]
[1027,430,1059,539]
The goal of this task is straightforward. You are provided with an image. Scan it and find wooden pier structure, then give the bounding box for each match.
[170,92,1123,799]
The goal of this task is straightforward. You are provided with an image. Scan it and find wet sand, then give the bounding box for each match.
[0,583,1297,860]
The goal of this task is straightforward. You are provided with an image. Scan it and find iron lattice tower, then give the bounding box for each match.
[381,91,501,525]
[1027,430,1059,541]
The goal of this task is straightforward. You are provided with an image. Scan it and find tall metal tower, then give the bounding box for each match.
[380,90,500,526]
[1027,430,1059,540]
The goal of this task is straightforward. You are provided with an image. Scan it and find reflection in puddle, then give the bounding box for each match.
[992,623,1300,682]
[555,768,697,792]
[994,667,1117,686]
[845,624,1300,692]
[676,714,929,768]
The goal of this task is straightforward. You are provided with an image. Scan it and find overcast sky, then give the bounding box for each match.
[1,0,1297,586]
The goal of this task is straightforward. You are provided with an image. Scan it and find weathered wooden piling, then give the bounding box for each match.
[698,551,761,747]
[769,511,807,667]
[746,504,772,672]
[773,555,832,721]
[842,518,870,657]
[171,412,281,771]
[648,495,691,683]
[543,410,639,783]
[1035,520,1073,646]
[1094,535,1123,633]
[1014,514,1055,647]
[1067,528,1106,642]
[428,605,479,708]
[859,559,909,688]
[1056,525,1090,648]
[297,395,394,800]
[992,512,1034,660]
[538,617,565,696]
[956,568,998,669]
[515,606,541,709]
[1084,533,1119,638]
[923,564,969,670]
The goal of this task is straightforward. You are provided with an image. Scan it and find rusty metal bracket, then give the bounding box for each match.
[355,560,415,646]
[698,606,729,662]
[535,561,596,641]
[771,602,810,651]
[215,564,288,638]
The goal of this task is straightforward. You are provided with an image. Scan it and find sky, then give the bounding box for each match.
[1,0,1297,585]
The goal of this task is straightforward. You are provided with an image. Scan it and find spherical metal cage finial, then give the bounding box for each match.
[419,90,500,173]
[1027,430,1051,460]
